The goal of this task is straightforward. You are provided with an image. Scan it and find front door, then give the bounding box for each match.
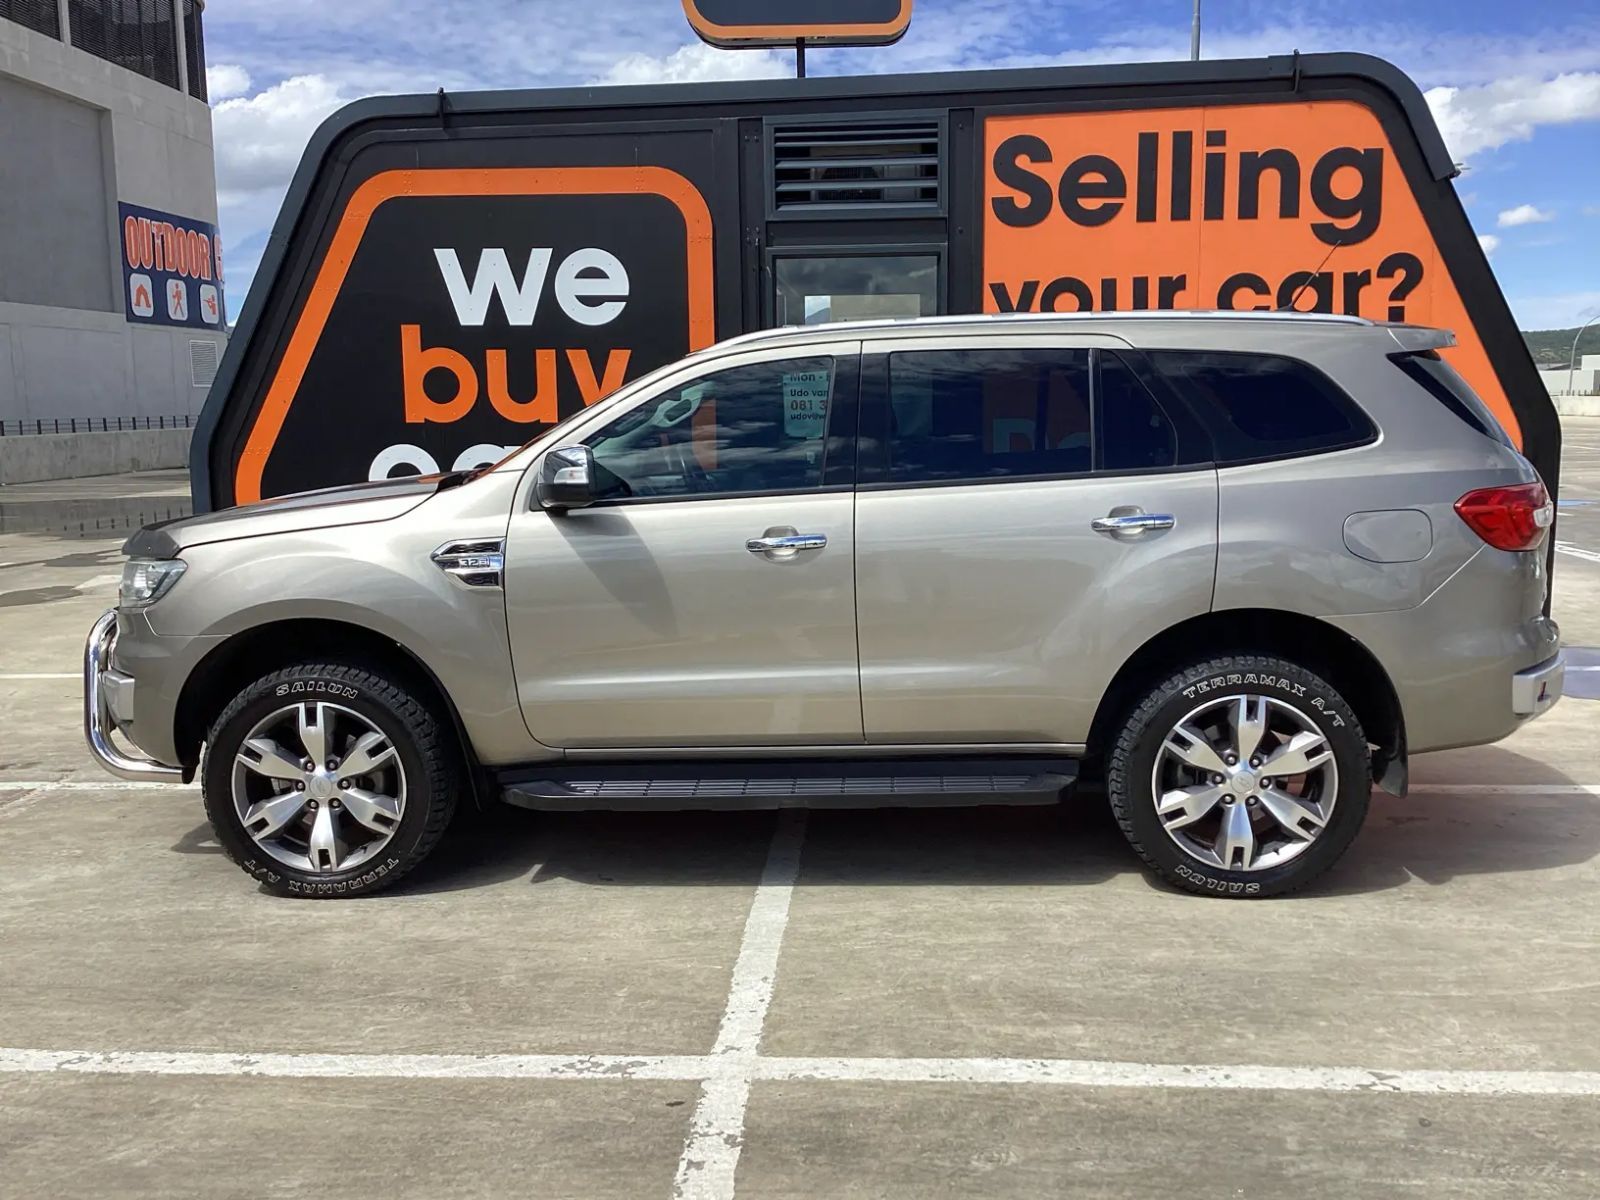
[853,339,1220,746]
[505,345,863,749]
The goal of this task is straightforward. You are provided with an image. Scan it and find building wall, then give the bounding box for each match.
[0,9,223,425]
[1537,354,1600,398]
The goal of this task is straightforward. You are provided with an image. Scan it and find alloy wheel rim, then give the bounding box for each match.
[1149,693,1338,873]
[231,700,407,874]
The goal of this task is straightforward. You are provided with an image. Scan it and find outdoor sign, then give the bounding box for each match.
[982,102,1520,442]
[683,0,912,46]
[194,57,1557,511]
[119,201,225,331]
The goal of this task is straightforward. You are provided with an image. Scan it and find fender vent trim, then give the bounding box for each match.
[431,539,505,589]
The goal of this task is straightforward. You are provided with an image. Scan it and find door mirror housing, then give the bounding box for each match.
[537,445,598,511]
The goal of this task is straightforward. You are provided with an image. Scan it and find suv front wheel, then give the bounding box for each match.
[201,662,460,898]
[1107,655,1370,898]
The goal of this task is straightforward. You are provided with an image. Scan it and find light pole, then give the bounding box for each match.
[1191,0,1201,61]
[1569,313,1599,397]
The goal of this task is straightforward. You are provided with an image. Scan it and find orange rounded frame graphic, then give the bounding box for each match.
[682,0,912,46]
[235,166,716,505]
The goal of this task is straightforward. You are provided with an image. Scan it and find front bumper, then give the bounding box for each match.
[84,609,183,782]
[1512,651,1565,719]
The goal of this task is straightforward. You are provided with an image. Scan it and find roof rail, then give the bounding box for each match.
[711,308,1377,350]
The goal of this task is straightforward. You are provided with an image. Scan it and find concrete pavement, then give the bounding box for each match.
[2,420,1598,1199]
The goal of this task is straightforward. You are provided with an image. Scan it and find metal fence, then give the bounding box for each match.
[0,414,197,436]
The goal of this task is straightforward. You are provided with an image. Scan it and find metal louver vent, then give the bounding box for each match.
[772,119,941,212]
[189,339,219,387]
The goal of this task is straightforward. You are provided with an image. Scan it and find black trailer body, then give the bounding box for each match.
[193,53,1558,511]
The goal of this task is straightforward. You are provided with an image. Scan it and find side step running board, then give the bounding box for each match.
[500,762,1075,813]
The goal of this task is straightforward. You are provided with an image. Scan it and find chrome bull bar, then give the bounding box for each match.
[84,609,183,782]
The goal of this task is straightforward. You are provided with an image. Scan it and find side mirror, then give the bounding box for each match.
[536,445,598,511]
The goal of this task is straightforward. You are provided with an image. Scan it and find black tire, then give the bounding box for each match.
[1107,654,1369,898]
[201,663,461,898]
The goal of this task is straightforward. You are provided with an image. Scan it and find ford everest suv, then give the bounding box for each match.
[85,312,1564,898]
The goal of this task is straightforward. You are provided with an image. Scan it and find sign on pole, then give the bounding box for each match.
[682,0,912,47]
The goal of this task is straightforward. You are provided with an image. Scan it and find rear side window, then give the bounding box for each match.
[1392,351,1514,448]
[1147,350,1376,464]
[879,349,1092,483]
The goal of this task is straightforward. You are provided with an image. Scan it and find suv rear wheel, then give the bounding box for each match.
[1107,655,1370,897]
[201,663,460,898]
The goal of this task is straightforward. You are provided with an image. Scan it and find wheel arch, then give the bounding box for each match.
[174,618,490,806]
[1086,608,1407,795]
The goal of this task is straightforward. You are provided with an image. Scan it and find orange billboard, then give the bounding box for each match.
[983,101,1521,445]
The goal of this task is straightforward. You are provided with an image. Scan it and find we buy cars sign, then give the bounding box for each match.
[231,167,714,505]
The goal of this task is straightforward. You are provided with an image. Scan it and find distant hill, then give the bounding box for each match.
[1523,326,1600,368]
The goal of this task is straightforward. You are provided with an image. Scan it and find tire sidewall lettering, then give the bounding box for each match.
[274,680,361,700]
[1173,862,1261,895]
[1179,672,1344,727]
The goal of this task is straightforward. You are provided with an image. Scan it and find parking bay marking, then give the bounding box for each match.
[673,808,807,1200]
[4,1046,1600,1098]
[1556,541,1600,564]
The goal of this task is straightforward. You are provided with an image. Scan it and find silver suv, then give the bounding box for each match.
[85,312,1565,899]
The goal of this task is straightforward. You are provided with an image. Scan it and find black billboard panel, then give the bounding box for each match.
[683,0,912,47]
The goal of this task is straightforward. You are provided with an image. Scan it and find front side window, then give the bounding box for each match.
[1147,350,1375,464]
[877,349,1092,484]
[583,357,836,500]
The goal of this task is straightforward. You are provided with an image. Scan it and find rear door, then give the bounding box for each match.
[854,337,1219,746]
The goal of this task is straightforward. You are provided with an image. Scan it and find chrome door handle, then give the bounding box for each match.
[1091,512,1176,538]
[747,533,827,554]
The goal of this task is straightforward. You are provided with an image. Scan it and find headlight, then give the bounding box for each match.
[119,558,187,608]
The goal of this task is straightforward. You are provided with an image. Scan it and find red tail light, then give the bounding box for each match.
[1454,481,1553,551]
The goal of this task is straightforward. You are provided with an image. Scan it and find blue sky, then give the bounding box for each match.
[204,0,1600,329]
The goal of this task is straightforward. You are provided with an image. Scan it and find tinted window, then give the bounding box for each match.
[881,349,1091,483]
[1099,352,1177,470]
[1148,350,1375,463]
[585,358,834,499]
[1392,351,1514,448]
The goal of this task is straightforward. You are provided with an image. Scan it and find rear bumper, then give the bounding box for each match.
[1511,651,1565,719]
[1326,546,1560,754]
[84,609,183,782]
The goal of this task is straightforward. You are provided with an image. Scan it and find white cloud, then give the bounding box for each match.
[1498,203,1556,227]
[1425,72,1600,159]
[212,75,354,201]
[591,42,790,86]
[1478,233,1501,255]
[206,64,252,102]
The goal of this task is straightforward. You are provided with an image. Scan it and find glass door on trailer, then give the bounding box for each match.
[771,250,943,328]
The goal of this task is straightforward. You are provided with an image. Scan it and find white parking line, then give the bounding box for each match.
[1407,784,1600,796]
[753,1056,1600,1097]
[1556,541,1600,564]
[673,809,807,1200]
[0,780,192,791]
[4,1046,1600,1098]
[0,673,79,680]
